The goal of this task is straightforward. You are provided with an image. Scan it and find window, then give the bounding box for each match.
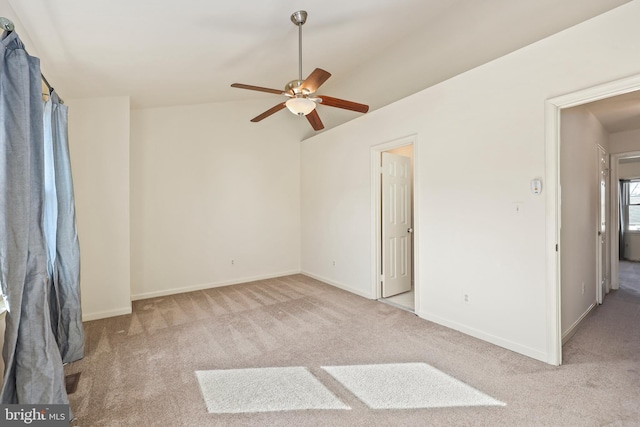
[629,181,640,231]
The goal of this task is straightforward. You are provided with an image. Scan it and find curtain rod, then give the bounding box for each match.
[0,16,64,104]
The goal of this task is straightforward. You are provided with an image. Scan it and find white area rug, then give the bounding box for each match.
[323,363,505,409]
[195,367,350,413]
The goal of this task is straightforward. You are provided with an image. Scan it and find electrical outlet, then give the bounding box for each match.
[332,260,336,267]
[231,260,235,266]
[464,293,470,303]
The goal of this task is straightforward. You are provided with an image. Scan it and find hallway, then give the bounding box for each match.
[618,260,640,295]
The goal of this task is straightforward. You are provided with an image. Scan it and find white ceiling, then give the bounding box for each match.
[7,0,633,135]
[586,90,640,133]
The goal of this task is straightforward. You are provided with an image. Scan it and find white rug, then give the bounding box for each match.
[195,367,350,413]
[323,363,505,409]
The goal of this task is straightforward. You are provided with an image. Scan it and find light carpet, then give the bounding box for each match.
[323,363,505,409]
[195,367,350,413]
[65,274,640,426]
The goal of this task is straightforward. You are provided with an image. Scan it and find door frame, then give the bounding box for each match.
[596,144,608,305]
[371,134,418,311]
[610,149,640,290]
[546,73,640,366]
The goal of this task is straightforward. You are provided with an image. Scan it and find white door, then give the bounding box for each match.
[597,146,607,304]
[381,152,412,297]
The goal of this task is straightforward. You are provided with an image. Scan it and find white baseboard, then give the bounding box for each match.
[417,310,548,363]
[300,271,374,299]
[83,306,132,322]
[562,301,597,344]
[130,270,302,301]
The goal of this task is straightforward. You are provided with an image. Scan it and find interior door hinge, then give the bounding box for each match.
[556,244,558,252]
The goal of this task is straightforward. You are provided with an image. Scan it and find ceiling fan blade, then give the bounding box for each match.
[250,102,287,122]
[306,109,324,131]
[318,95,369,113]
[231,83,284,95]
[301,68,331,93]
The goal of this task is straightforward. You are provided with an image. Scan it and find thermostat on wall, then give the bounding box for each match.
[531,179,542,195]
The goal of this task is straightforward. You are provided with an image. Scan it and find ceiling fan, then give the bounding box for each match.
[231,10,369,131]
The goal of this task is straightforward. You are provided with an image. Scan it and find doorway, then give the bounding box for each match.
[547,74,640,366]
[371,136,417,312]
[610,153,640,291]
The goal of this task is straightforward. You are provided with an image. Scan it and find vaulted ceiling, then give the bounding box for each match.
[7,0,632,136]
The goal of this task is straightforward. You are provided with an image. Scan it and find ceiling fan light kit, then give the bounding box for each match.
[286,97,316,116]
[231,10,369,131]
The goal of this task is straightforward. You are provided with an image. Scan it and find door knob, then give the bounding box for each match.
[407,228,413,233]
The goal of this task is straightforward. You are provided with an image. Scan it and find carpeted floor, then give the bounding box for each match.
[619,260,640,295]
[195,362,504,414]
[196,366,349,413]
[322,363,504,410]
[66,274,640,426]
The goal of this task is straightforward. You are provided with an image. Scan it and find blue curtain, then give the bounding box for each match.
[43,90,84,363]
[0,30,82,405]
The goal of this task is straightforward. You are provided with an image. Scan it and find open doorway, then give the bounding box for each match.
[558,104,608,346]
[611,154,640,294]
[371,136,416,312]
[547,75,640,365]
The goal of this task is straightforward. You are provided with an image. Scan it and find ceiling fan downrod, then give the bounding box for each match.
[291,10,307,87]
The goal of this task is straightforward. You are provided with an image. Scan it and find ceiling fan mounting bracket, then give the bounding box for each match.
[290,10,307,26]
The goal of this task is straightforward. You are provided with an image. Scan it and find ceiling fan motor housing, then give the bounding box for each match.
[285,80,310,96]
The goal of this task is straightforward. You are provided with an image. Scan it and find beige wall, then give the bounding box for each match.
[618,159,640,178]
[610,128,640,154]
[560,106,609,339]
[129,100,301,299]
[67,96,131,321]
[300,1,640,363]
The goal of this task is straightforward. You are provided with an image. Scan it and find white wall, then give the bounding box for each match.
[560,106,608,339]
[300,1,640,362]
[130,100,301,299]
[610,128,640,154]
[67,97,132,321]
[624,233,640,260]
[618,159,640,178]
